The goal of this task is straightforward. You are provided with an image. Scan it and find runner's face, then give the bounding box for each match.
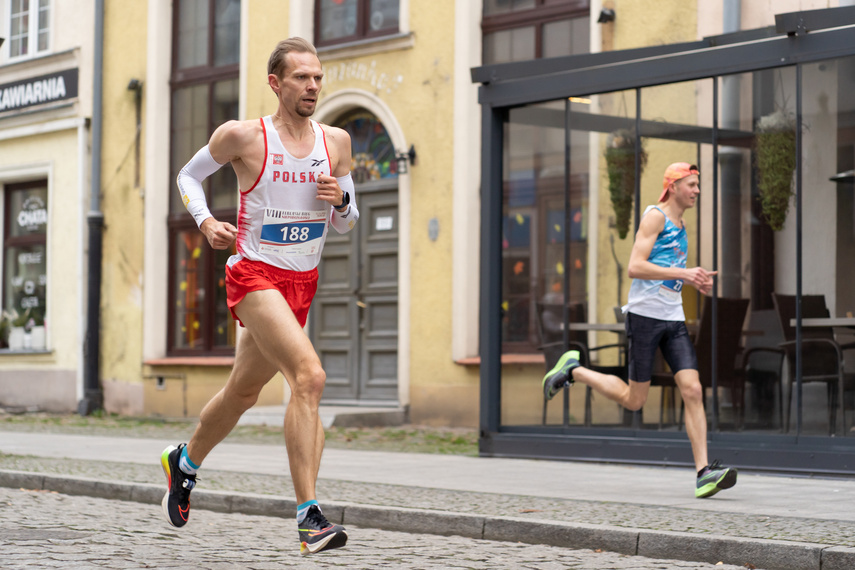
[275,52,323,117]
[673,175,700,209]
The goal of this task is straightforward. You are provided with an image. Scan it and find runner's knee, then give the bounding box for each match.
[679,379,703,405]
[292,362,326,401]
[223,383,261,412]
[623,393,647,411]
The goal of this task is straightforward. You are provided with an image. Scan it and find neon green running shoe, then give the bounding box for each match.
[696,460,738,498]
[542,350,581,401]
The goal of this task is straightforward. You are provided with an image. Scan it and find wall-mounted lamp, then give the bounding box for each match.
[396,144,417,175]
[597,8,615,24]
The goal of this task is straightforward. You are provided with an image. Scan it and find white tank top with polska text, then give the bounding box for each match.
[227,117,333,273]
[622,205,687,322]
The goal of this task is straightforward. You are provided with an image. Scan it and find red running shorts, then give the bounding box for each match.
[225,259,319,328]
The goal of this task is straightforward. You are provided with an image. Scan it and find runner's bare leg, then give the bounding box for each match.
[185,330,278,465]
[674,369,708,471]
[234,289,326,504]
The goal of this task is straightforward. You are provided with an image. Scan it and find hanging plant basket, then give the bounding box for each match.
[754,110,796,232]
[605,129,647,239]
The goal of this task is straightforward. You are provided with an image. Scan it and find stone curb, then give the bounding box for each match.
[2,469,853,570]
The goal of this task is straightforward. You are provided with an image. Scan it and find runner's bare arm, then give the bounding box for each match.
[627,210,715,290]
[179,120,259,250]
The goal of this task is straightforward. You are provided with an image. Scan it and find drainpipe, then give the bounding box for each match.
[719,0,742,298]
[79,0,105,415]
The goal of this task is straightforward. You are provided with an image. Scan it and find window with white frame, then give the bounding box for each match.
[315,0,399,47]
[1,180,48,351]
[6,0,50,60]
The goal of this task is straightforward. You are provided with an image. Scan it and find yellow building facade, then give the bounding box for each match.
[2,1,839,429]
[0,1,95,411]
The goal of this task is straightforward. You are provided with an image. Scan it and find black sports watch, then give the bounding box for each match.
[334,192,350,211]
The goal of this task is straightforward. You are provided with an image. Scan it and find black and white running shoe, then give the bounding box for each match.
[298,505,348,555]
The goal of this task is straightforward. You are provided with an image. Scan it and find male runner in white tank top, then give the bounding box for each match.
[160,37,356,555]
[541,163,738,499]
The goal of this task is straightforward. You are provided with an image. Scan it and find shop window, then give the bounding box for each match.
[167,0,240,355]
[1,181,47,351]
[487,1,591,353]
[315,0,399,47]
[5,0,50,60]
[482,0,589,65]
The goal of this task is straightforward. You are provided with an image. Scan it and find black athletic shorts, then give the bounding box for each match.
[625,311,698,383]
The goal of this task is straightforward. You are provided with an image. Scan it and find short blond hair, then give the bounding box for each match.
[267,37,317,78]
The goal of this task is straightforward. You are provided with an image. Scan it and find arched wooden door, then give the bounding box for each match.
[311,110,400,403]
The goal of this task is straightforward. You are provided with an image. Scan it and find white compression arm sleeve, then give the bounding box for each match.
[176,145,225,228]
[330,173,360,234]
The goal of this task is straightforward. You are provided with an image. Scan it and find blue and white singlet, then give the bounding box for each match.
[622,205,688,322]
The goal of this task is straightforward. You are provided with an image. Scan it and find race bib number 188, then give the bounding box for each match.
[260,208,326,256]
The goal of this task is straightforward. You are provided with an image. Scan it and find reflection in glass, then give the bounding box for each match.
[173,230,206,350]
[543,17,589,59]
[3,245,47,350]
[211,79,240,209]
[2,184,48,351]
[177,0,210,69]
[795,57,855,435]
[171,85,210,213]
[38,0,49,52]
[483,0,536,16]
[214,245,236,348]
[369,0,399,32]
[483,27,536,65]
[213,0,240,66]
[338,110,398,182]
[319,0,358,42]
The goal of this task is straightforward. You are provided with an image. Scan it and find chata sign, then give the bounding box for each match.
[0,68,78,114]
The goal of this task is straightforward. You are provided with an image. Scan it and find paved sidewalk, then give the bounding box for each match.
[1,429,854,570]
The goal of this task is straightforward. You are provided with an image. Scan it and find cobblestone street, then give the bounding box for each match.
[0,487,749,569]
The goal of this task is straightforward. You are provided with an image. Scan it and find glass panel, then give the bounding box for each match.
[543,16,589,59]
[483,27,535,65]
[338,110,398,182]
[710,70,778,433]
[501,98,595,427]
[319,0,358,42]
[172,229,206,349]
[484,0,536,16]
[10,0,28,58]
[177,0,210,69]
[37,0,48,52]
[210,79,239,209]
[171,85,210,213]
[2,244,47,350]
[2,183,48,351]
[631,80,714,430]
[213,0,240,66]
[799,57,855,436]
[8,185,48,238]
[213,245,236,348]
[368,0,398,33]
